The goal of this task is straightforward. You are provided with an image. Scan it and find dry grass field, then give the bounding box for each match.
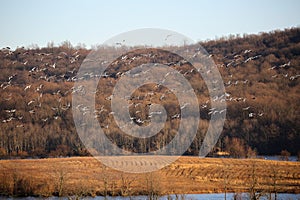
[0,156,299,197]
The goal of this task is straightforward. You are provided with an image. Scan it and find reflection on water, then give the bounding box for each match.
[5,193,300,200]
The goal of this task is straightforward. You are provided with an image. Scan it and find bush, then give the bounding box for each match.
[0,172,36,197]
[13,175,35,196]
[0,173,12,196]
[279,150,291,161]
[0,147,7,158]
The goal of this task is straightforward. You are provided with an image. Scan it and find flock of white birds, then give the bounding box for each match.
[0,45,298,130]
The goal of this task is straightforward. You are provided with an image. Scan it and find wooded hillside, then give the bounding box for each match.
[0,28,299,158]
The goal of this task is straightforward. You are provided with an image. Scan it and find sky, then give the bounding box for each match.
[0,0,300,49]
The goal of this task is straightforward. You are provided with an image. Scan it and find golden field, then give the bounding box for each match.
[0,156,299,197]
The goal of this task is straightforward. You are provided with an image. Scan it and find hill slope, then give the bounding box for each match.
[0,28,299,158]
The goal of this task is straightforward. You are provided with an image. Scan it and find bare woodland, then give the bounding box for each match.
[0,28,299,158]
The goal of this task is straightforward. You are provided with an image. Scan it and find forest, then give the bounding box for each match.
[0,27,299,159]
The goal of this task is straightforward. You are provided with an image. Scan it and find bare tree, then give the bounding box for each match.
[221,159,230,200]
[120,173,135,196]
[97,165,110,197]
[54,165,69,197]
[247,161,266,200]
[269,163,278,200]
[145,172,161,200]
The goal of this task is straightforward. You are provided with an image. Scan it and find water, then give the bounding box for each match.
[261,155,298,162]
[4,193,300,200]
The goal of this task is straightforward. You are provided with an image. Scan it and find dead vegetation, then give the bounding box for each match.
[0,156,299,197]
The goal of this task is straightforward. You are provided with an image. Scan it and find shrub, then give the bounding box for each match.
[279,150,291,161]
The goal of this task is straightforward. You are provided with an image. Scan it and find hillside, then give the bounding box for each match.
[0,28,299,158]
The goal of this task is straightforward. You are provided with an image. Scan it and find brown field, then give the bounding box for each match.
[0,156,300,197]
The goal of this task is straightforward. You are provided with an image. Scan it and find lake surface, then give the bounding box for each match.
[5,193,300,200]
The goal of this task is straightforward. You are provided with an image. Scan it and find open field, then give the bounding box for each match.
[0,156,300,197]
